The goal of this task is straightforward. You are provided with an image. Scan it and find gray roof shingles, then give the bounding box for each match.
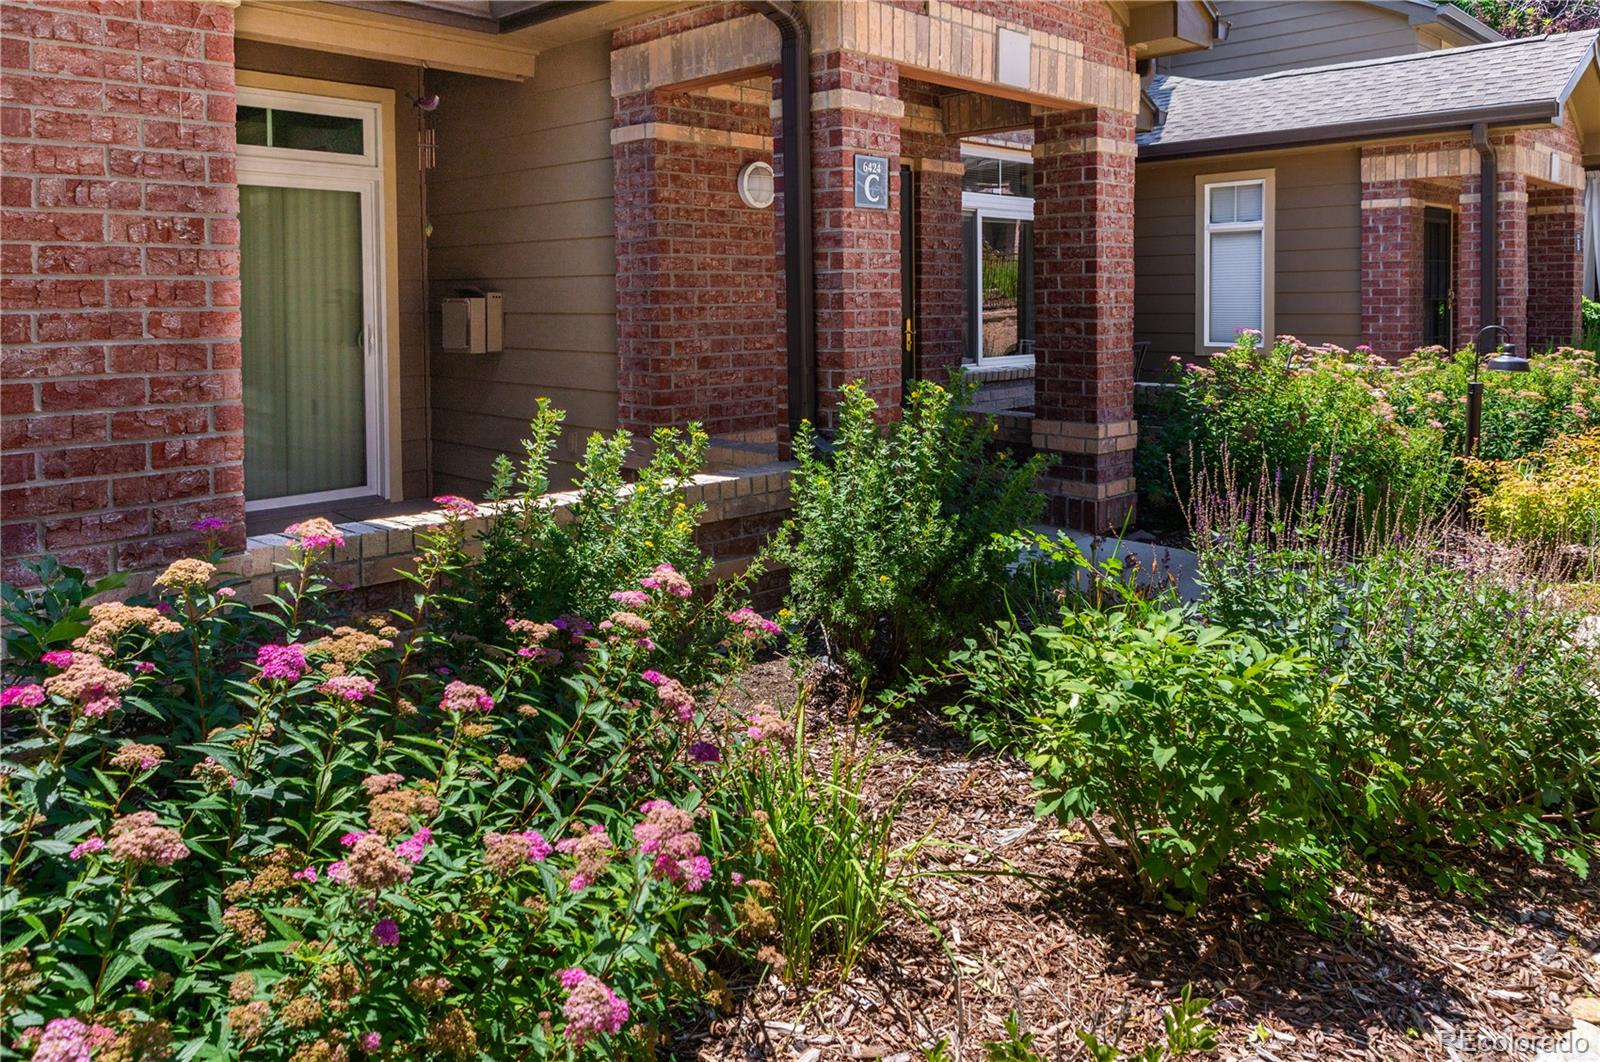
[1140,30,1598,155]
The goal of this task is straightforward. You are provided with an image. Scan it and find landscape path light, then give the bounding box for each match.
[1464,323,1530,457]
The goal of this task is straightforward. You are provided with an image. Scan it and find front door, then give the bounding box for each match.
[236,87,386,510]
[900,163,917,393]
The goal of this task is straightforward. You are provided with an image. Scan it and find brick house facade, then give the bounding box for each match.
[4,0,1220,589]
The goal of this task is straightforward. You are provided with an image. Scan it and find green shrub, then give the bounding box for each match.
[772,378,1049,682]
[1473,428,1600,549]
[732,701,911,981]
[1195,495,1600,882]
[1582,295,1600,353]
[950,577,1338,909]
[0,418,788,1057]
[1137,333,1458,526]
[475,397,712,633]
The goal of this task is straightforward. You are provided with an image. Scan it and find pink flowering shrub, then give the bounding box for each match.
[1,494,790,1057]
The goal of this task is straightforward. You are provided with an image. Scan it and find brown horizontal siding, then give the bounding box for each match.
[427,35,618,496]
[1134,145,1363,359]
[1157,1,1426,80]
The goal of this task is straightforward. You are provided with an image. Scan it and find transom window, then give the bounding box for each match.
[235,88,376,167]
[1203,178,1267,346]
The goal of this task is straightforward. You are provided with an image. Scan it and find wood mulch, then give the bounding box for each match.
[680,658,1600,1062]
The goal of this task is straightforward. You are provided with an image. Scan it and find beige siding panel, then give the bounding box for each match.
[1134,145,1364,358]
[234,41,432,499]
[428,34,618,496]
[1157,1,1427,80]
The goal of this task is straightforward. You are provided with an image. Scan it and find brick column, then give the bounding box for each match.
[612,87,781,436]
[1527,185,1582,350]
[1,0,243,584]
[1360,181,1425,359]
[1030,107,1137,532]
[1456,170,1529,352]
[809,51,901,425]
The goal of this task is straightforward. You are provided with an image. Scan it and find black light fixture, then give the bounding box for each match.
[1464,323,1531,456]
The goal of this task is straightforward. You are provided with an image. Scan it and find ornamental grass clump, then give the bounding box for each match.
[0,412,796,1058]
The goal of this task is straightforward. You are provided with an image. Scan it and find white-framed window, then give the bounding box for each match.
[1201,177,1269,348]
[961,143,1035,366]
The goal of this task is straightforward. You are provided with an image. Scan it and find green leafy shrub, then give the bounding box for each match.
[1194,485,1600,882]
[1582,295,1600,353]
[0,430,787,1057]
[475,397,712,632]
[950,569,1338,908]
[1136,333,1458,526]
[731,701,911,981]
[1473,428,1600,549]
[773,378,1049,681]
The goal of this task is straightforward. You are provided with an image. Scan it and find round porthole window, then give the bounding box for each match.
[737,160,775,209]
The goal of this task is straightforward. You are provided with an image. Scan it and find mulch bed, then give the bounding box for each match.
[680,658,1600,1061]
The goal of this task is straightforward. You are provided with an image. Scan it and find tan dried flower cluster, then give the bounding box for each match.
[362,772,404,796]
[152,558,215,591]
[74,602,181,654]
[494,753,527,772]
[227,972,256,1003]
[191,756,236,790]
[407,974,452,1004]
[279,995,323,1028]
[1,948,40,1010]
[367,783,439,838]
[460,722,493,739]
[44,655,132,707]
[221,906,266,945]
[288,1038,348,1062]
[657,939,704,992]
[424,1008,478,1060]
[227,1001,272,1045]
[317,962,361,1013]
[107,811,188,867]
[90,1015,175,1062]
[735,878,778,941]
[109,743,165,773]
[345,833,413,889]
[309,626,393,666]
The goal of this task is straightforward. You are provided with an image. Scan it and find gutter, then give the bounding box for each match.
[1472,121,1497,343]
[1137,101,1560,160]
[745,0,817,437]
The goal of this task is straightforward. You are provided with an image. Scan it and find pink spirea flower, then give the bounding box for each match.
[1,684,46,709]
[561,969,630,1047]
[359,1032,382,1053]
[327,861,351,884]
[69,837,104,861]
[639,563,692,599]
[394,827,432,865]
[255,643,307,683]
[433,494,479,517]
[340,832,368,848]
[727,607,782,639]
[30,1018,93,1062]
[731,872,745,886]
[133,661,156,674]
[135,978,152,992]
[640,669,666,686]
[372,918,399,946]
[633,799,711,892]
[440,680,493,713]
[82,696,118,719]
[318,676,375,703]
[608,589,650,608]
[217,587,237,599]
[285,518,344,551]
[191,517,229,534]
[653,678,695,723]
[41,650,73,669]
[293,865,318,884]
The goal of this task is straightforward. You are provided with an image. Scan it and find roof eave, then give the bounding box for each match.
[1138,101,1562,160]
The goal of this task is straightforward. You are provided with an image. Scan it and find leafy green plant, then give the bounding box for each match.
[475,397,713,632]
[1582,295,1600,353]
[0,415,790,1057]
[1193,474,1600,882]
[951,563,1339,908]
[1078,985,1219,1061]
[732,699,913,981]
[773,377,1049,682]
[985,1012,1048,1061]
[1472,428,1600,549]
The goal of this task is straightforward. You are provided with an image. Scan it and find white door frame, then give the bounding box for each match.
[966,190,1035,367]
[236,87,391,512]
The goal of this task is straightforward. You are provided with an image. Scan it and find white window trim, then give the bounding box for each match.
[235,82,394,512]
[962,145,1036,368]
[1196,170,1276,355]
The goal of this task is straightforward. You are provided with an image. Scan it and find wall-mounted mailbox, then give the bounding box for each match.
[441,290,503,353]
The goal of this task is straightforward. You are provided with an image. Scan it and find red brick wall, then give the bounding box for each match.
[1527,185,1582,350]
[1,0,243,584]
[1360,180,1424,360]
[810,50,902,424]
[613,85,782,436]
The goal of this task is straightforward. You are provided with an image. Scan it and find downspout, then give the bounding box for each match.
[1472,122,1497,342]
[745,0,817,437]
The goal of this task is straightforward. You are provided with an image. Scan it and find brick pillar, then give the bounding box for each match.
[1360,180,1425,359]
[612,87,781,436]
[897,80,964,383]
[1456,169,1529,352]
[1,0,243,584]
[810,51,901,425]
[1527,185,1582,350]
[1030,107,1137,532]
